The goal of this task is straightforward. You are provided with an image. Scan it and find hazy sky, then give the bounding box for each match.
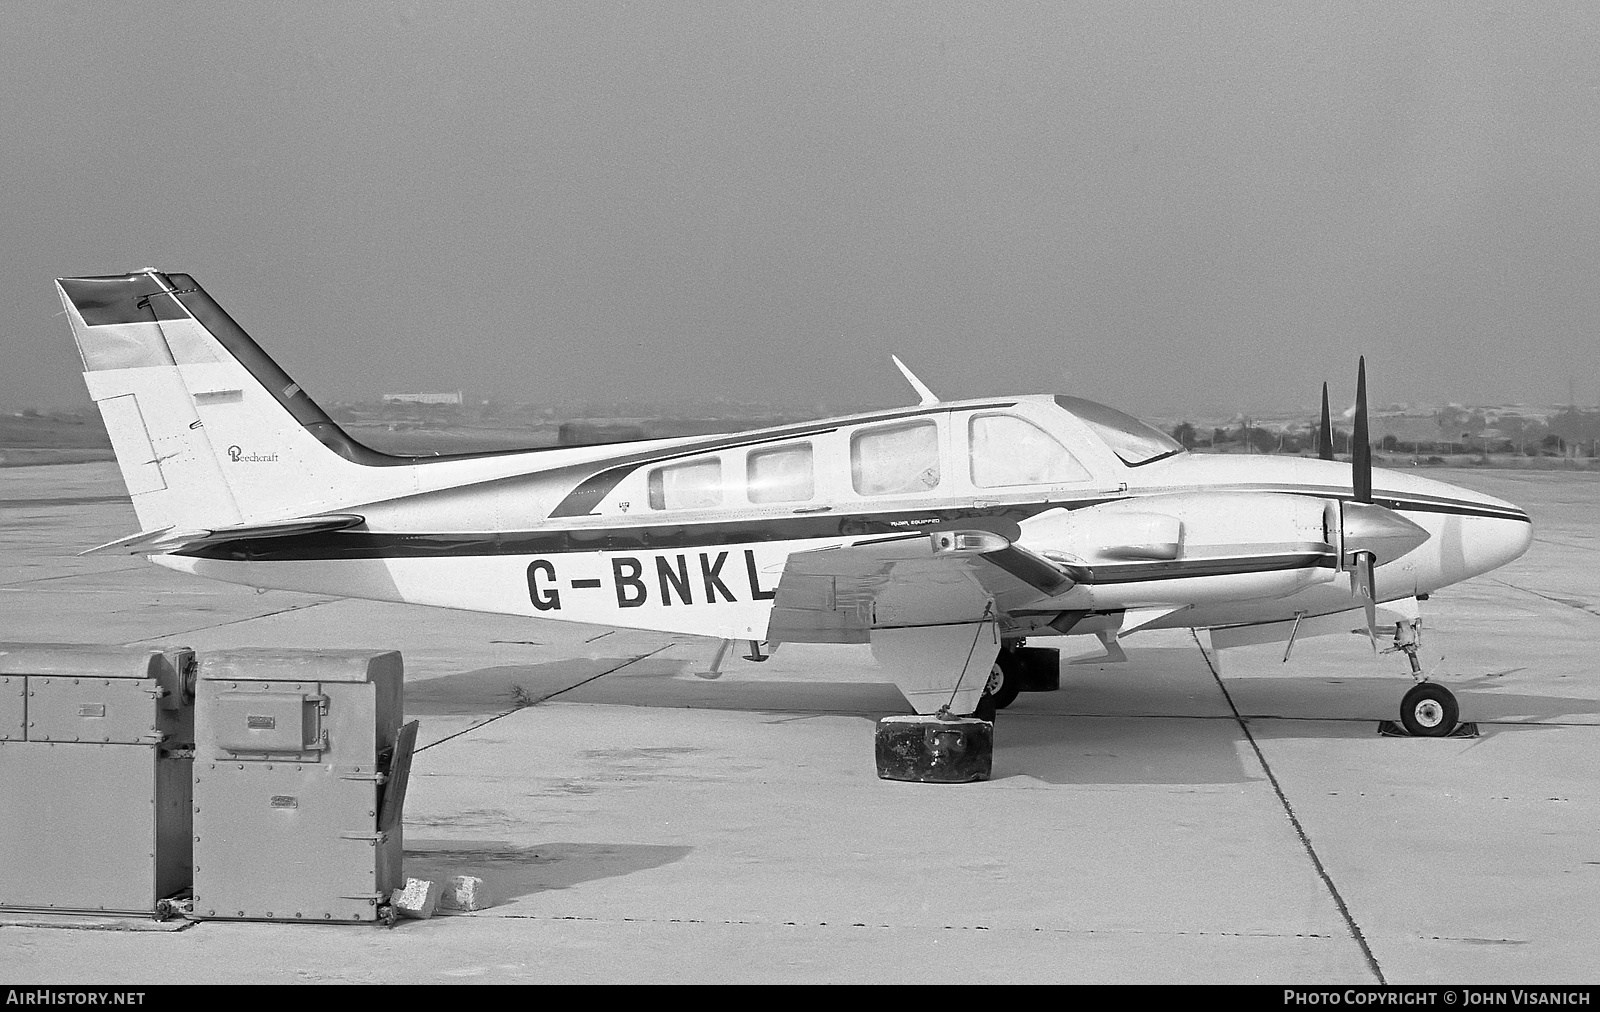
[3,2,1597,416]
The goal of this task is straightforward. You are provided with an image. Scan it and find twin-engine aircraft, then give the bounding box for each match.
[58,270,1531,753]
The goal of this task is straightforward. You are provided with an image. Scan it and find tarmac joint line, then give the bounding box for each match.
[1490,578,1600,619]
[415,644,675,755]
[1191,630,1388,985]
[473,912,1342,940]
[0,565,149,589]
[118,598,343,644]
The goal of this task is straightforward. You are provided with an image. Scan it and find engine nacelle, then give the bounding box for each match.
[1020,491,1342,609]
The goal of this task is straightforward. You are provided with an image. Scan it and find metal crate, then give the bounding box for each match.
[191,649,414,923]
[0,643,194,915]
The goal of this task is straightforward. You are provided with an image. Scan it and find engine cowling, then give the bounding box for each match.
[1019,492,1346,609]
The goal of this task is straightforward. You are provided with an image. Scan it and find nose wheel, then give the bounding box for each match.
[1399,681,1458,737]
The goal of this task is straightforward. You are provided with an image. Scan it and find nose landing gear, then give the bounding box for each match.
[1399,681,1459,737]
[1380,619,1476,738]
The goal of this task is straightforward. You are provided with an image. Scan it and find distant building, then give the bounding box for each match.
[1369,415,1448,446]
[382,391,463,406]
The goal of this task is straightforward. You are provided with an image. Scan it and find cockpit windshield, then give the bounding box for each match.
[1053,395,1184,467]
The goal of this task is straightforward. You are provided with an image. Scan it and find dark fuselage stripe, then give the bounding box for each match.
[1368,498,1527,521]
[1170,483,1530,523]
[173,485,1519,567]
[177,503,1086,562]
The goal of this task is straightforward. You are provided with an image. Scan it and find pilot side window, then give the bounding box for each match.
[747,443,814,503]
[851,420,941,496]
[969,413,1091,487]
[648,459,723,510]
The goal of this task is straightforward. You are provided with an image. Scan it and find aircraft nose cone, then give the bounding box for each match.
[1475,512,1534,575]
[1434,488,1533,581]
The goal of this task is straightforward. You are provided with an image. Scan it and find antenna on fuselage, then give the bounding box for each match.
[891,355,939,406]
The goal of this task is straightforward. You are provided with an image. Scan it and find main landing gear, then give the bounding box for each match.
[981,643,1061,715]
[972,640,1062,720]
[1382,619,1474,738]
[970,642,1062,721]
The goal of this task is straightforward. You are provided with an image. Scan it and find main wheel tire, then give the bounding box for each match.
[987,659,1023,710]
[971,689,998,722]
[1400,682,1458,737]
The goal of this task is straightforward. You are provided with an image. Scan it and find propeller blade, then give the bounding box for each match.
[1353,550,1379,652]
[1318,382,1334,461]
[1352,357,1372,503]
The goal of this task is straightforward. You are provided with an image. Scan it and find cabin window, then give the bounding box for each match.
[648,459,723,510]
[747,443,814,503]
[851,420,941,496]
[969,413,1091,487]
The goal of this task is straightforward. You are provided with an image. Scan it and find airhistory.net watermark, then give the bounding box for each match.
[5,992,146,1005]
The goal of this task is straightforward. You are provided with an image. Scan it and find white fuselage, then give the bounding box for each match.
[154,396,1533,644]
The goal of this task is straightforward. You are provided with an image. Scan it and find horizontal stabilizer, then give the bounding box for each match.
[81,514,364,556]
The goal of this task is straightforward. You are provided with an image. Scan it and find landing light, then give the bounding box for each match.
[930,530,1010,555]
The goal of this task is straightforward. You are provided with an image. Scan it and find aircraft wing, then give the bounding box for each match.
[80,514,365,556]
[764,529,1075,714]
[764,530,1073,645]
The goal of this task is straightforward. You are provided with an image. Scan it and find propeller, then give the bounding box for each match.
[1318,382,1334,461]
[1352,356,1372,504]
[1347,356,1379,647]
[1353,545,1378,651]
[1319,358,1416,649]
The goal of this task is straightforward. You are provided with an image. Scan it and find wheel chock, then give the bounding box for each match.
[875,714,993,783]
[1013,646,1060,692]
[1377,720,1479,738]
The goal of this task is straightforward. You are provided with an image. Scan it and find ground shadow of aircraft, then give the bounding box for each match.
[404,839,693,905]
[406,657,915,720]
[406,644,1594,786]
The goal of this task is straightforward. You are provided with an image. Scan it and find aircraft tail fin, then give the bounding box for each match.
[56,270,415,534]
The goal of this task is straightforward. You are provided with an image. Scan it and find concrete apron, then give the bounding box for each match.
[2,463,1597,982]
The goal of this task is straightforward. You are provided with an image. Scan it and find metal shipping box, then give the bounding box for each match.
[874,714,993,783]
[192,649,410,922]
[0,643,194,915]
